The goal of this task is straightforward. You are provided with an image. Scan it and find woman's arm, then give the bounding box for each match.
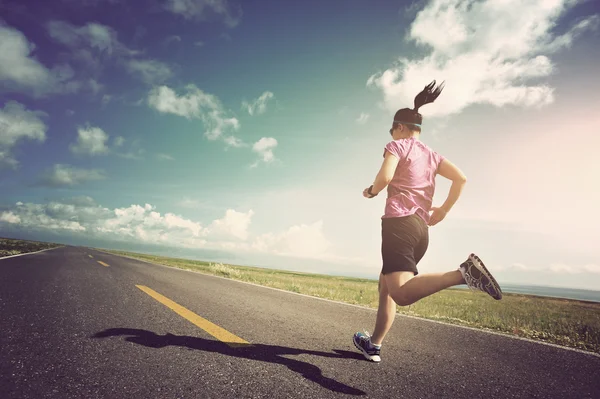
[365,151,399,197]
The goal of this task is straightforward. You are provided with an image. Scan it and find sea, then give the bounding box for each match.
[453,283,600,303]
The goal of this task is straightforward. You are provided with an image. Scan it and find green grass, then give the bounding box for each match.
[0,237,63,257]
[98,248,600,355]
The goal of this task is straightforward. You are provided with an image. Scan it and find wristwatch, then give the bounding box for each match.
[368,185,377,198]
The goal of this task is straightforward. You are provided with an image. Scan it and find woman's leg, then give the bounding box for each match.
[370,271,414,345]
[385,270,464,307]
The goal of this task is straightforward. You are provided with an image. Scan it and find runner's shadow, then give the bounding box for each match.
[92,328,366,396]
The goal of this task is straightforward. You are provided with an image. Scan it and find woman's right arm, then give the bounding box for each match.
[436,158,467,214]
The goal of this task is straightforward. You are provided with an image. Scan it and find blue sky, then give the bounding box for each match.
[1,0,600,290]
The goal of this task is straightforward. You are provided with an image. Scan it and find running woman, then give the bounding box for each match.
[353,80,503,363]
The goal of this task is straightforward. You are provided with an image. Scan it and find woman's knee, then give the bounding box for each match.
[383,271,415,306]
[389,287,413,306]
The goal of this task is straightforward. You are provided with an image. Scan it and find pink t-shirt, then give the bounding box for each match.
[382,137,445,225]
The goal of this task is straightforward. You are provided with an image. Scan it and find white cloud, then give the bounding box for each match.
[147,84,240,141]
[0,24,77,97]
[208,209,254,240]
[0,198,346,262]
[223,135,246,148]
[0,200,208,247]
[126,59,173,84]
[163,0,242,28]
[251,220,332,258]
[0,211,20,224]
[356,112,370,124]
[367,0,599,118]
[242,91,275,116]
[39,164,106,187]
[1,202,87,232]
[0,101,47,169]
[252,137,277,164]
[69,126,110,156]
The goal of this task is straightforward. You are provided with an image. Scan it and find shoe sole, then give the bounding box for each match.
[470,253,503,300]
[352,337,381,362]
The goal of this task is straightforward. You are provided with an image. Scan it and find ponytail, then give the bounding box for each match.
[413,80,445,112]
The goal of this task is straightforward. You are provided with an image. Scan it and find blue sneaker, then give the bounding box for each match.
[353,331,381,362]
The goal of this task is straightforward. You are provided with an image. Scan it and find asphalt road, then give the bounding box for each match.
[1,246,599,399]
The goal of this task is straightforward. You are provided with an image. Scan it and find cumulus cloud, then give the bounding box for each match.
[208,209,254,240]
[148,84,240,141]
[0,101,47,169]
[38,164,106,187]
[0,24,79,97]
[125,59,173,84]
[251,137,278,165]
[367,0,600,117]
[69,126,110,156]
[1,202,88,232]
[0,211,20,224]
[163,0,243,28]
[0,198,341,262]
[251,220,332,258]
[0,200,207,247]
[242,91,275,116]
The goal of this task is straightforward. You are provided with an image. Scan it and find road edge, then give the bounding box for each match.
[0,246,65,260]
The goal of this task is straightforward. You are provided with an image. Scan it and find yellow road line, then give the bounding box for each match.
[135,285,250,348]
[88,255,93,258]
[97,261,109,267]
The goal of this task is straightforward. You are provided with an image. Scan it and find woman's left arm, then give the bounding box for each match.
[363,151,399,198]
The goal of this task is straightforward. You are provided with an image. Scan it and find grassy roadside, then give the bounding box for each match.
[0,237,63,257]
[98,248,600,355]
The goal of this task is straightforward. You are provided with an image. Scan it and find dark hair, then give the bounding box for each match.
[390,80,445,134]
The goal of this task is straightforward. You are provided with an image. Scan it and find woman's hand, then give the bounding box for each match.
[363,186,377,198]
[428,206,447,226]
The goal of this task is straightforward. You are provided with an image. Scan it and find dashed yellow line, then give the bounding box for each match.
[97,261,109,267]
[135,285,250,348]
[88,255,93,258]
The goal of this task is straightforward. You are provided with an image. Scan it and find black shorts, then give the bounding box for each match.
[381,213,429,276]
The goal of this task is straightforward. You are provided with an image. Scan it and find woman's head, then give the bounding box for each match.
[389,80,445,138]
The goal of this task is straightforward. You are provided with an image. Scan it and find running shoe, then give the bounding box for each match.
[353,330,381,362]
[460,253,503,300]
